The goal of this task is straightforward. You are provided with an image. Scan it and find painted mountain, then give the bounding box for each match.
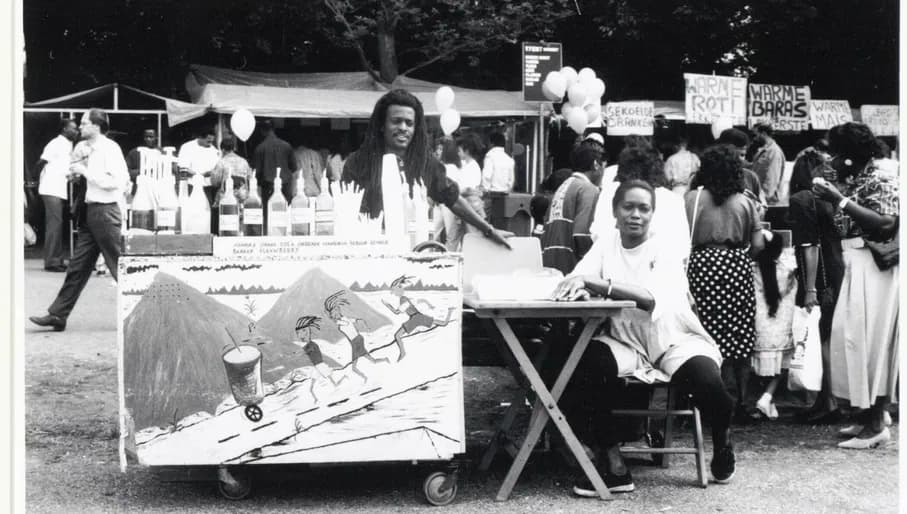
[255,267,393,345]
[123,272,330,429]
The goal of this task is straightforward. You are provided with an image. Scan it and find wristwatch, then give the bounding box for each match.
[483,225,494,237]
[838,197,850,210]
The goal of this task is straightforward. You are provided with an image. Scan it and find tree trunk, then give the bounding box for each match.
[376,14,398,84]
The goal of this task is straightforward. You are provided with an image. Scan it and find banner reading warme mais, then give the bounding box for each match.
[683,73,747,125]
[748,83,811,132]
[860,105,899,136]
[605,101,654,136]
[809,100,853,130]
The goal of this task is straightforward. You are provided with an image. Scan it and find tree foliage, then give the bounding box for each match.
[23,0,897,106]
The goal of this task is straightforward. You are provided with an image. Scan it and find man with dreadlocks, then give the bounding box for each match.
[291,315,341,403]
[341,89,511,249]
[324,290,391,381]
[382,275,456,361]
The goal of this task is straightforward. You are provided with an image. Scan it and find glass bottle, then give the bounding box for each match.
[155,173,180,234]
[181,174,211,235]
[267,175,289,236]
[242,173,264,236]
[218,174,240,236]
[129,175,156,233]
[290,175,313,236]
[314,175,334,235]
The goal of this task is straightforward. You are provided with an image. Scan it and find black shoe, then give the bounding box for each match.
[710,444,736,484]
[572,471,635,497]
[44,265,67,272]
[29,313,66,332]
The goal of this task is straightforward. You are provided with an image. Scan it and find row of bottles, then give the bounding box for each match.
[127,167,335,237]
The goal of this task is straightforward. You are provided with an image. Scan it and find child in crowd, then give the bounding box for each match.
[752,231,798,419]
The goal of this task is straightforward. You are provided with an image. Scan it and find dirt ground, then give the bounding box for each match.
[22,256,900,513]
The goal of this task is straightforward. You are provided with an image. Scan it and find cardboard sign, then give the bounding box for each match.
[522,42,563,103]
[748,83,811,132]
[809,100,853,129]
[860,105,899,136]
[604,101,654,136]
[683,73,747,125]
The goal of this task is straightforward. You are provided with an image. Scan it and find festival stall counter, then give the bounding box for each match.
[118,234,465,505]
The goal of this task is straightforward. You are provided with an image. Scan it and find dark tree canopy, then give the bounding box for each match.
[23,0,897,106]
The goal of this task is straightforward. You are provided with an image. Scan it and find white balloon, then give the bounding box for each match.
[590,78,606,99]
[560,102,575,120]
[440,109,461,136]
[711,117,734,139]
[567,83,588,108]
[541,81,560,102]
[584,103,602,124]
[435,86,455,112]
[543,71,567,100]
[578,67,597,84]
[560,66,579,89]
[230,109,255,142]
[566,108,587,134]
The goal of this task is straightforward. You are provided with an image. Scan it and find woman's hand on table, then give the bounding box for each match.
[550,276,590,301]
[485,228,514,250]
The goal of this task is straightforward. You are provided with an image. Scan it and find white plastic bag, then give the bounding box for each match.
[787,307,822,391]
[24,223,37,247]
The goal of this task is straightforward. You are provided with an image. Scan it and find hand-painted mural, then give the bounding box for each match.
[118,252,464,468]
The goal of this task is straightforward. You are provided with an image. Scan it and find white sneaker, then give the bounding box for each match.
[756,393,774,419]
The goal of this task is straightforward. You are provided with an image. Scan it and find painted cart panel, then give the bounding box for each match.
[118,252,464,468]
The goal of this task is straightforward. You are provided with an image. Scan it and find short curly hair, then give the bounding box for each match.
[692,144,744,205]
[827,122,882,165]
[615,145,666,188]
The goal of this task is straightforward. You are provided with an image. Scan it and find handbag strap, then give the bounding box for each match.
[689,186,703,244]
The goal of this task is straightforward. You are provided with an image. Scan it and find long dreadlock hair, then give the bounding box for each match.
[341,89,433,218]
[390,275,414,289]
[323,290,350,317]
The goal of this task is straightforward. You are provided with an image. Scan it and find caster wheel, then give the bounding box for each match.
[647,430,665,466]
[422,471,457,506]
[244,404,263,422]
[217,474,252,500]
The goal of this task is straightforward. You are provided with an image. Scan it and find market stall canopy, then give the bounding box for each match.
[169,64,546,125]
[25,83,199,121]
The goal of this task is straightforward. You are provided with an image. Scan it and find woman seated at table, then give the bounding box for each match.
[552,179,736,496]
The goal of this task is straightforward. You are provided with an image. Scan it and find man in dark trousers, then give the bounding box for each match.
[34,118,80,271]
[30,108,129,332]
[253,119,298,204]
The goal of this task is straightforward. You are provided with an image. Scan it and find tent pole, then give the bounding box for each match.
[114,84,119,111]
[157,113,162,147]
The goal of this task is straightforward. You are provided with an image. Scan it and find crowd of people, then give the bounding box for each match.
[536,120,899,495]
[24,92,898,498]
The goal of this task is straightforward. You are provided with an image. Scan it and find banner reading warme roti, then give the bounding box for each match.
[809,100,853,130]
[748,83,811,132]
[860,105,899,136]
[605,101,654,136]
[683,73,747,125]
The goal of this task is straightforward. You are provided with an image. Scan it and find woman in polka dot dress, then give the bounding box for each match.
[685,145,766,422]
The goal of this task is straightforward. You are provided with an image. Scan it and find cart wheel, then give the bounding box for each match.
[244,404,263,422]
[217,473,252,500]
[422,471,457,506]
[647,430,665,466]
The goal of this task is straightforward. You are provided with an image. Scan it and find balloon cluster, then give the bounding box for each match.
[542,66,606,134]
[230,108,255,142]
[435,86,461,136]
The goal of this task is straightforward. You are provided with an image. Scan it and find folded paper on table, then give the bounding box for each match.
[471,268,564,301]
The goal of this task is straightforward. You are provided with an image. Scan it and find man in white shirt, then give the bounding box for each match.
[35,118,79,271]
[30,108,130,332]
[177,128,220,204]
[481,132,515,193]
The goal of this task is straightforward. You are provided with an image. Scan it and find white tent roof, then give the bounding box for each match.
[167,65,545,125]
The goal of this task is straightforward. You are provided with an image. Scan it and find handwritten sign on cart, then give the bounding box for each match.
[860,105,899,136]
[212,236,393,259]
[748,83,811,132]
[809,100,853,130]
[683,73,747,125]
[604,101,654,136]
